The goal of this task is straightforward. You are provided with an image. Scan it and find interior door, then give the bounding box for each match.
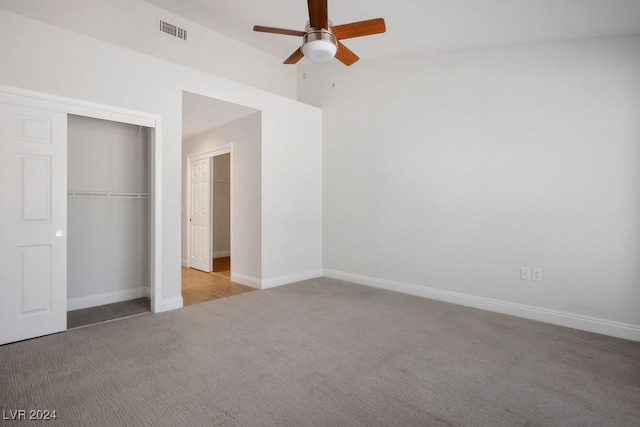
[189,157,212,272]
[0,103,67,345]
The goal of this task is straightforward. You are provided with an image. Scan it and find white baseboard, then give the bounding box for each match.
[231,270,323,289]
[213,250,230,258]
[323,269,640,342]
[160,296,183,312]
[68,287,149,311]
[181,258,188,267]
[261,269,324,289]
[231,273,261,289]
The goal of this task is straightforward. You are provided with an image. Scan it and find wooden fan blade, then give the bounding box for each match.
[335,41,359,66]
[284,47,305,64]
[332,18,386,40]
[253,26,306,37]
[307,0,328,29]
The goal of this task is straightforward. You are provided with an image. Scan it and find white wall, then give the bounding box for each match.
[67,115,150,303]
[183,113,262,284]
[299,35,640,339]
[213,153,231,257]
[68,115,149,194]
[0,9,322,309]
[261,106,323,287]
[0,0,296,99]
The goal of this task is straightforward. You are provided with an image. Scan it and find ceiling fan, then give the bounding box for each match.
[253,0,386,66]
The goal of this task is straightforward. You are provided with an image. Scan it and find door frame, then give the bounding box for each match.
[186,144,233,272]
[0,84,164,313]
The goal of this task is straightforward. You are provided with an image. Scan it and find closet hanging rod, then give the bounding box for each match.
[213,181,230,184]
[67,191,149,199]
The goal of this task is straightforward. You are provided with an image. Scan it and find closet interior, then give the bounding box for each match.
[67,115,152,328]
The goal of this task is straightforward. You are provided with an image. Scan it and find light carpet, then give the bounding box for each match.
[1,278,639,426]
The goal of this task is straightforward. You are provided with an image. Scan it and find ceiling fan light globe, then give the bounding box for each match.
[302,29,338,62]
[303,40,337,62]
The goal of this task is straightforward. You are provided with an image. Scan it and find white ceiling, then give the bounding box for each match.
[173,0,640,138]
[146,0,640,63]
[182,91,258,139]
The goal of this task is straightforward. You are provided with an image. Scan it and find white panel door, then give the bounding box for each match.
[0,104,67,345]
[189,157,212,272]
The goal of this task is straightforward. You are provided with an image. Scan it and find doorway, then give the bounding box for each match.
[212,153,231,278]
[181,91,261,306]
[183,146,255,306]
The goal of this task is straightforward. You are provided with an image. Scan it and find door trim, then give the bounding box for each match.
[186,144,233,272]
[0,84,164,313]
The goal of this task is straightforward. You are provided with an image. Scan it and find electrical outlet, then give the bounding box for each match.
[520,267,531,281]
[532,268,543,282]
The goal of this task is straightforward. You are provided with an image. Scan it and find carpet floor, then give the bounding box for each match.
[1,278,639,426]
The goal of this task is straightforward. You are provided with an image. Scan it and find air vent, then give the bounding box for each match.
[159,20,187,41]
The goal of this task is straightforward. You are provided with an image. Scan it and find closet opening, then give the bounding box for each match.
[66,115,153,328]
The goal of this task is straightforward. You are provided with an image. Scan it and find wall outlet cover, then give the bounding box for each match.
[532,268,543,281]
[520,267,531,280]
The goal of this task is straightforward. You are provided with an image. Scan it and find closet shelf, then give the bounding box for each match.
[214,181,230,184]
[67,191,149,199]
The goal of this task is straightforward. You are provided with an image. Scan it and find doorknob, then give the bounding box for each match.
[55,230,65,237]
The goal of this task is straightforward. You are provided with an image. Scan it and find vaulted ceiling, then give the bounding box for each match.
[145,0,640,64]
[161,0,640,137]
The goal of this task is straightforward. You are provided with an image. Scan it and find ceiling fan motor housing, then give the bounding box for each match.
[302,28,338,62]
[253,0,386,66]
